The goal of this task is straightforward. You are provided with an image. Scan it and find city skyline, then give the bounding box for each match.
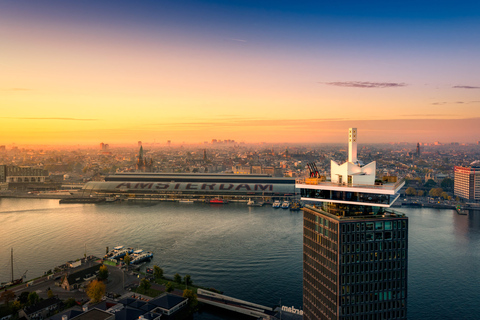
[1,0,480,145]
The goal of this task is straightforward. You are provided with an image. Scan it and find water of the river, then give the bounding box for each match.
[1,198,479,319]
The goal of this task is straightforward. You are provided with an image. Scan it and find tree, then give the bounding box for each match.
[153,265,163,280]
[429,188,443,198]
[405,187,417,196]
[138,278,151,294]
[18,291,30,304]
[424,179,437,189]
[86,280,106,303]
[28,292,40,305]
[441,178,454,191]
[441,192,449,200]
[64,298,77,309]
[124,254,131,267]
[165,282,174,293]
[182,289,198,310]
[417,190,425,197]
[47,289,54,298]
[11,300,22,313]
[0,290,15,306]
[174,273,182,284]
[184,274,192,286]
[98,265,109,281]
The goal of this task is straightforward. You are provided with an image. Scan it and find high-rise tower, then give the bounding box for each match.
[296,128,407,320]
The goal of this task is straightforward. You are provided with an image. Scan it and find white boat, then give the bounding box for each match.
[179,199,195,203]
[105,246,133,259]
[130,250,154,264]
[247,198,263,207]
[281,201,290,209]
[272,200,281,208]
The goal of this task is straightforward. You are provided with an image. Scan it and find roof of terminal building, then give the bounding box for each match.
[104,173,295,184]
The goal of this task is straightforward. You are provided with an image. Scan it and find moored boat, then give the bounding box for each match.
[290,201,301,211]
[209,198,228,204]
[130,250,154,264]
[247,198,264,207]
[281,201,290,209]
[272,200,281,208]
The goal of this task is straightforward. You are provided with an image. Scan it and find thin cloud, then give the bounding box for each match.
[5,88,31,91]
[322,81,407,88]
[401,114,456,117]
[431,101,480,105]
[453,85,480,89]
[2,117,97,121]
[228,38,247,43]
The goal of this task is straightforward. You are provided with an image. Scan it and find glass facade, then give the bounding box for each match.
[303,206,408,320]
[300,188,392,206]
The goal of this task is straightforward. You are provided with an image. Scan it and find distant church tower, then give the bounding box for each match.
[416,143,421,157]
[136,146,153,172]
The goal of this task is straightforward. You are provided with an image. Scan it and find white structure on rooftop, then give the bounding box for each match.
[331,128,375,186]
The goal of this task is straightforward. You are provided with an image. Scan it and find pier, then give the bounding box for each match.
[196,288,275,319]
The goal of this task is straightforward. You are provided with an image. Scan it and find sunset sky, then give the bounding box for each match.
[1,0,480,145]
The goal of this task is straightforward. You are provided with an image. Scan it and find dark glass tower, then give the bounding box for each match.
[297,128,407,320]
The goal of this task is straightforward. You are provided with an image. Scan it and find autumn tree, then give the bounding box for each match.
[86,280,106,303]
[98,265,109,281]
[165,282,174,293]
[47,289,54,298]
[405,187,417,196]
[417,190,425,197]
[429,188,443,198]
[0,290,15,306]
[183,289,198,310]
[124,254,131,267]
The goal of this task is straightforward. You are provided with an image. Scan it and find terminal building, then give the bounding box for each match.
[0,165,51,191]
[81,173,296,202]
[296,128,407,320]
[454,162,480,201]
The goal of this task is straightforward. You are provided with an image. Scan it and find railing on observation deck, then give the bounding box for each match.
[296,177,405,191]
[304,204,406,219]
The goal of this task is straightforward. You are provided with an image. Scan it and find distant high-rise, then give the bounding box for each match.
[296,128,407,320]
[416,143,420,157]
[454,162,480,201]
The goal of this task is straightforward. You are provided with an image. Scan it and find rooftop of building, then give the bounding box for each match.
[296,177,405,195]
[70,308,113,320]
[303,204,407,221]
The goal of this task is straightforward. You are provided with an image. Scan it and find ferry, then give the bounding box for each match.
[105,246,133,259]
[130,249,154,264]
[281,201,290,209]
[272,200,281,208]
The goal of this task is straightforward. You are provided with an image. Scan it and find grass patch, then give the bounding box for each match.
[132,287,164,298]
